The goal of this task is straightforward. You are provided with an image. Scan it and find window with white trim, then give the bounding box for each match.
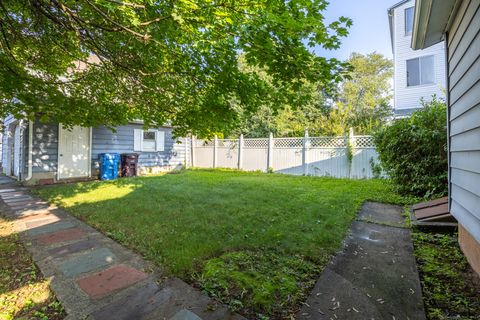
[142,130,156,151]
[406,55,434,87]
[134,129,165,152]
[405,7,414,35]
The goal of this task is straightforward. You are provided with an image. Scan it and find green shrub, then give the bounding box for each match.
[373,96,447,198]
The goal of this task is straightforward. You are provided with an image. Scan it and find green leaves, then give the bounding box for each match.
[0,0,350,136]
[373,96,448,198]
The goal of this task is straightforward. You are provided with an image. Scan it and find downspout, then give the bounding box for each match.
[25,120,33,181]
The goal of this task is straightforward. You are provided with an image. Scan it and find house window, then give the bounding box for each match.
[407,55,434,86]
[405,7,414,35]
[142,130,156,151]
[134,129,165,152]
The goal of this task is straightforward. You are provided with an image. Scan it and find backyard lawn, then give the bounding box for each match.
[35,169,409,319]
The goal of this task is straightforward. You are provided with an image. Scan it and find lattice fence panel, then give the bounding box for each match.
[351,136,375,148]
[310,137,347,148]
[217,139,238,149]
[274,138,303,148]
[194,139,214,147]
[243,138,268,148]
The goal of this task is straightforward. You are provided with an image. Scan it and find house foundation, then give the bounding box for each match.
[459,224,480,276]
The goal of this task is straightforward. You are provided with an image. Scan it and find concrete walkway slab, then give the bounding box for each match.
[297,202,426,320]
[357,201,406,227]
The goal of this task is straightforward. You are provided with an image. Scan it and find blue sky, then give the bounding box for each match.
[314,0,401,60]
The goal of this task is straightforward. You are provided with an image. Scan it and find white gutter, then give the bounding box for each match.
[25,120,33,181]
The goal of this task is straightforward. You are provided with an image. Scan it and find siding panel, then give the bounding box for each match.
[449,10,480,83]
[448,0,471,47]
[32,122,58,173]
[450,81,480,119]
[448,0,478,59]
[2,115,16,175]
[91,125,186,174]
[450,151,480,174]
[450,127,480,152]
[451,168,480,197]
[451,199,480,244]
[447,0,480,244]
[449,61,480,104]
[451,184,480,221]
[450,103,480,136]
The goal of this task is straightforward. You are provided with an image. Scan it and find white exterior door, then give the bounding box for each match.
[58,125,91,179]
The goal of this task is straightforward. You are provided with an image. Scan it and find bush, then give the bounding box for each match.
[373,96,447,198]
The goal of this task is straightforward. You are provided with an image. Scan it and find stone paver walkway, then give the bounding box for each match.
[296,201,426,320]
[0,176,244,320]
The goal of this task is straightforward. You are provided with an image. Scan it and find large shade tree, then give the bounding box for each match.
[0,0,351,137]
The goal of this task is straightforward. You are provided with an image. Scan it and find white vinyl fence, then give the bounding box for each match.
[190,130,381,179]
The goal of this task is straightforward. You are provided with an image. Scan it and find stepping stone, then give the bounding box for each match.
[8,200,48,210]
[49,239,98,258]
[170,309,203,320]
[37,228,86,245]
[15,208,54,217]
[26,218,62,229]
[27,221,76,237]
[58,248,117,278]
[89,283,173,320]
[0,188,17,193]
[19,212,59,222]
[77,264,148,299]
[1,193,29,200]
[10,203,48,211]
[14,205,51,214]
[3,196,33,203]
[7,198,46,205]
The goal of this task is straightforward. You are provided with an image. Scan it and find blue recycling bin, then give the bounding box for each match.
[99,153,120,180]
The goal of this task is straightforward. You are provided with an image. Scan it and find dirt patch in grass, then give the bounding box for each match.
[412,230,480,320]
[0,215,65,320]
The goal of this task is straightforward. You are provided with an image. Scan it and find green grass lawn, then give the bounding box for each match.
[34,169,410,319]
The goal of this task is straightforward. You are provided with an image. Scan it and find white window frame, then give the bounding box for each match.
[134,129,165,152]
[405,6,414,36]
[406,55,435,87]
[142,129,157,152]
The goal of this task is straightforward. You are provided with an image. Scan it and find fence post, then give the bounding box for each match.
[348,127,354,178]
[238,134,244,170]
[267,132,273,172]
[302,129,310,175]
[191,135,196,167]
[184,135,189,168]
[213,135,218,168]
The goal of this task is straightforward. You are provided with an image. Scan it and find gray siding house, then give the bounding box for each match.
[2,118,188,185]
[412,0,480,275]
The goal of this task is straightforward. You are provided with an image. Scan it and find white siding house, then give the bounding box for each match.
[388,0,446,116]
[412,0,480,275]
